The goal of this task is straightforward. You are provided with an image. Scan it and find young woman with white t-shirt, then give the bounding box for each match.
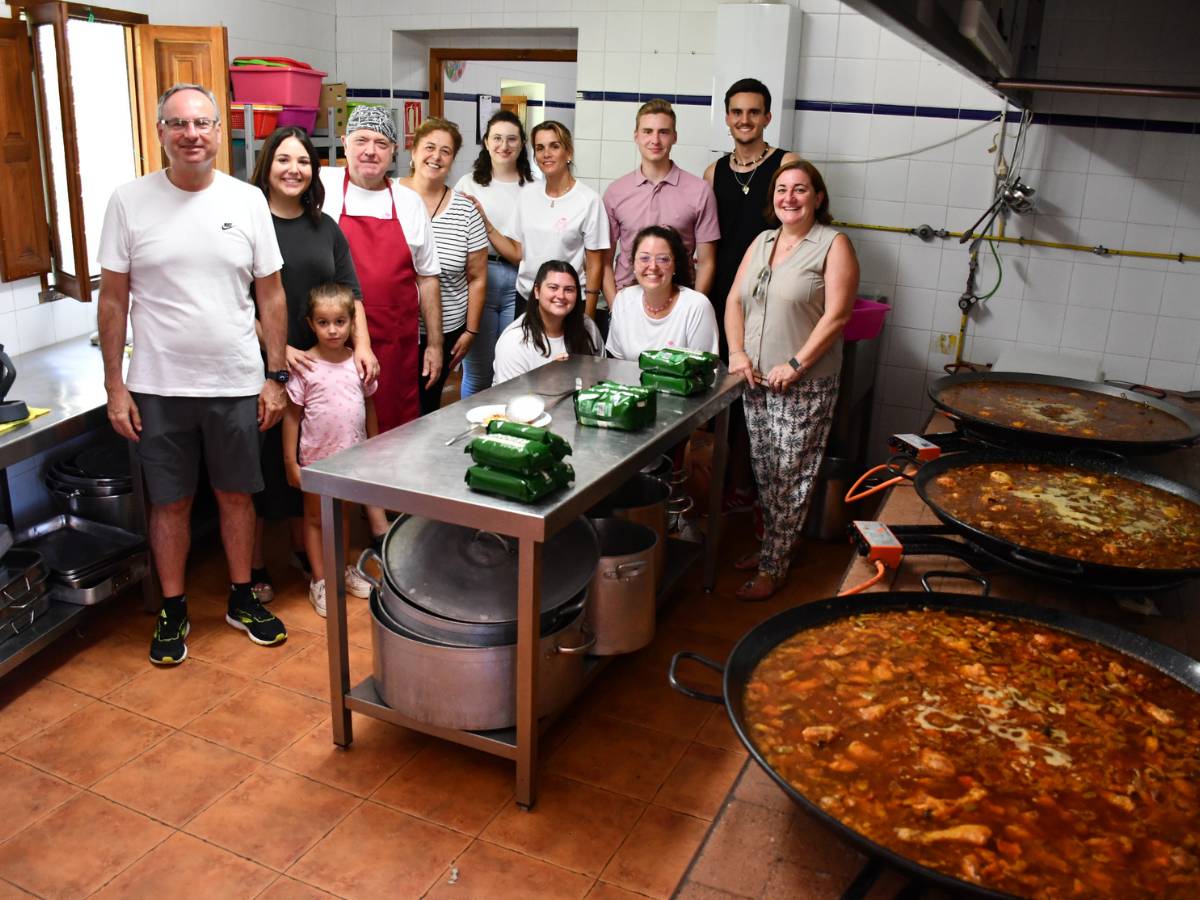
[605,225,720,360]
[454,111,534,398]
[493,260,604,384]
[480,121,610,321]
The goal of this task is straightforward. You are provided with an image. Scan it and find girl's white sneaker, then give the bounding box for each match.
[309,579,327,617]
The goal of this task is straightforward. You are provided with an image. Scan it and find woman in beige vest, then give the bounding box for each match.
[724,160,859,600]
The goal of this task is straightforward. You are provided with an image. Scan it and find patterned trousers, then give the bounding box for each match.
[743,374,840,577]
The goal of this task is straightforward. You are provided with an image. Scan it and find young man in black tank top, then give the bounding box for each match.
[703,78,799,516]
[704,78,799,361]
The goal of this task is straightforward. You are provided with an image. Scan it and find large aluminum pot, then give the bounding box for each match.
[586,518,656,655]
[370,590,595,730]
[358,547,586,647]
[361,515,599,647]
[590,474,669,588]
[46,482,137,532]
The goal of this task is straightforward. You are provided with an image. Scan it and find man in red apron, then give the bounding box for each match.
[319,106,442,433]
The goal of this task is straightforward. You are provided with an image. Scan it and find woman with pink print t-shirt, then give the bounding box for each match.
[283,283,379,617]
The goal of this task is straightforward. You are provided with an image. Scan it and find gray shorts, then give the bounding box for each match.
[132,393,264,505]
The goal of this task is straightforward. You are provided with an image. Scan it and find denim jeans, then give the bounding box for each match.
[461,259,517,397]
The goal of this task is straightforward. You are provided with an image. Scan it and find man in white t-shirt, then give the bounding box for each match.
[98,83,290,666]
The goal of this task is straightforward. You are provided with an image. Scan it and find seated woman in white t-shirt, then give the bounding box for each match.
[493,260,604,383]
[605,225,719,360]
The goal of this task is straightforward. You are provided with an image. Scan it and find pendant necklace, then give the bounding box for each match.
[732,166,756,197]
[730,146,769,196]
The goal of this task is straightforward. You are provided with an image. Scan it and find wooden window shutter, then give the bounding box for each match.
[0,17,52,282]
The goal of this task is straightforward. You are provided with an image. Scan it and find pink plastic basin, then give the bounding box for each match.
[277,105,319,133]
[230,64,327,107]
[843,298,890,342]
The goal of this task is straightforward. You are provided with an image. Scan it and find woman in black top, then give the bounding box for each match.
[247,126,374,601]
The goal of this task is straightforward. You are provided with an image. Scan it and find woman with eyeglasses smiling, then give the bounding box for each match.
[723,160,859,601]
[604,225,718,360]
[455,110,535,398]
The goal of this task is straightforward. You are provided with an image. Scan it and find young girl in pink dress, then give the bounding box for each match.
[283,283,379,616]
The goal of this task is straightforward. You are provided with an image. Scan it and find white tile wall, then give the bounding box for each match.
[317,0,1200,453]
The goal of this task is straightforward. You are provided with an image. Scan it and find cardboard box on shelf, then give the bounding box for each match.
[319,82,347,135]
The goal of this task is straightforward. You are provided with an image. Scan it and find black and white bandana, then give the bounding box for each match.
[346,105,397,144]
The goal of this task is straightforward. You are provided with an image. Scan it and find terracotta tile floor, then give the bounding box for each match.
[0,514,855,899]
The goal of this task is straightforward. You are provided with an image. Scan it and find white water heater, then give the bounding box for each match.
[709,3,802,153]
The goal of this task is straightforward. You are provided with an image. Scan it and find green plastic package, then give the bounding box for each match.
[638,348,719,379]
[464,461,575,502]
[640,370,711,396]
[465,433,556,475]
[574,381,657,430]
[486,419,571,459]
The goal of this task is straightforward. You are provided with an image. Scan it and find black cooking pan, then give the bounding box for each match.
[911,447,1200,591]
[669,590,1200,899]
[928,371,1200,453]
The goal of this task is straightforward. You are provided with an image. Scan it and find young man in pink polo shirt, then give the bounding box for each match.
[601,99,721,307]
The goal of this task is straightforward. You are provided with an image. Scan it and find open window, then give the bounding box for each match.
[0,3,230,299]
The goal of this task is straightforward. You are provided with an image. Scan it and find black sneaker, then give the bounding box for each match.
[149,606,190,665]
[226,595,287,646]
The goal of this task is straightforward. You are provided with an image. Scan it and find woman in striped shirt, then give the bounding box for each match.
[398,117,489,414]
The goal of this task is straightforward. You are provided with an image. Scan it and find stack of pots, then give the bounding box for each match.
[45,444,136,531]
[361,515,599,731]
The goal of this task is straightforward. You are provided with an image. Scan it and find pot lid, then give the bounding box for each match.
[380,516,599,625]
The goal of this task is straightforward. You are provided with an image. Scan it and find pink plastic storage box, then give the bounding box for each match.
[230,64,327,107]
[277,105,319,133]
[842,298,890,342]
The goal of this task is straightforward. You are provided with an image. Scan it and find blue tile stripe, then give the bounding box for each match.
[350,87,1200,133]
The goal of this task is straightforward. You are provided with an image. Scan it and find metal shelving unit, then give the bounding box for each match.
[230,104,341,177]
[230,104,402,178]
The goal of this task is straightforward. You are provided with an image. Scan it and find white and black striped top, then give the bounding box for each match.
[421,191,488,335]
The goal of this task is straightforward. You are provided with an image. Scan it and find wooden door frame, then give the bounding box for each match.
[427,48,576,118]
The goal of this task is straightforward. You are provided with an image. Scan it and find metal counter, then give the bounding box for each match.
[302,357,741,807]
[0,338,109,675]
[0,337,156,677]
[0,337,110,472]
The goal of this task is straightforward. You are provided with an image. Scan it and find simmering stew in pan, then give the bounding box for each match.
[745,610,1200,899]
[936,381,1191,442]
[924,462,1200,570]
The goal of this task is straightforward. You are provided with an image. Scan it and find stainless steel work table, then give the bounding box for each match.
[302,356,740,807]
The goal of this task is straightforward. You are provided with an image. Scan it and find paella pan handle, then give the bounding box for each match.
[920,570,991,597]
[1104,379,1168,399]
[354,548,384,595]
[668,651,725,704]
[1009,548,1085,576]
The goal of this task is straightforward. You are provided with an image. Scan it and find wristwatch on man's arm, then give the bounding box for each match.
[265,369,290,384]
[787,357,807,375]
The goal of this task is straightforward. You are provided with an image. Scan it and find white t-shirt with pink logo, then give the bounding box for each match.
[286,356,378,466]
[509,179,610,299]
